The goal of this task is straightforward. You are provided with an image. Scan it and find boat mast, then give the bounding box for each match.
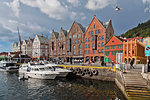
[17,27,22,53]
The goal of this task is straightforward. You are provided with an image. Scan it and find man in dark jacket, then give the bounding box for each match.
[130,60,134,69]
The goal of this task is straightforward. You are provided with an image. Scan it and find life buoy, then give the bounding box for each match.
[80,71,85,76]
[88,71,93,77]
[92,70,98,76]
[72,69,77,74]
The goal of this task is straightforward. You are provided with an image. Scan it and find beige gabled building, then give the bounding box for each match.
[32,35,49,60]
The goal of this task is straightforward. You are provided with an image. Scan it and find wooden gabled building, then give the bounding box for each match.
[84,15,114,63]
[66,21,86,63]
[57,27,68,61]
[49,29,59,59]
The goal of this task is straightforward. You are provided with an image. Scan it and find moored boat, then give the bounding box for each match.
[19,62,59,80]
[0,61,19,72]
[45,63,72,78]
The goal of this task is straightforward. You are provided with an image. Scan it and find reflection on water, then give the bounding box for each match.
[0,72,126,100]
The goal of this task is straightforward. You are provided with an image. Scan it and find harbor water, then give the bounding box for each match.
[0,72,126,100]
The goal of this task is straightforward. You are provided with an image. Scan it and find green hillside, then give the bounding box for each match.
[120,20,150,38]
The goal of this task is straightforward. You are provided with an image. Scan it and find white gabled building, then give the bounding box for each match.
[12,42,19,52]
[22,40,27,55]
[32,35,49,60]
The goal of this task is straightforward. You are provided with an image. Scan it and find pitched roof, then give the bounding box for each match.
[97,19,109,29]
[37,35,49,44]
[76,22,86,33]
[52,29,59,39]
[60,27,68,36]
[105,35,126,45]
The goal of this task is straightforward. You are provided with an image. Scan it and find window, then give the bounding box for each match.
[86,38,87,42]
[88,38,90,42]
[129,51,130,54]
[105,46,109,50]
[75,40,77,44]
[95,30,97,34]
[98,49,100,53]
[125,51,126,54]
[88,50,90,54]
[86,44,87,48]
[86,50,88,54]
[78,34,81,38]
[129,46,130,49]
[93,50,95,54]
[133,46,134,49]
[89,31,91,35]
[102,36,104,40]
[98,43,101,47]
[105,51,110,56]
[92,31,93,35]
[132,50,134,54]
[94,25,95,29]
[102,42,104,47]
[99,36,101,40]
[111,45,115,49]
[102,49,104,53]
[73,45,76,49]
[92,43,95,47]
[78,40,80,43]
[117,45,123,49]
[79,45,82,49]
[73,35,77,38]
[79,51,82,54]
[125,47,127,49]
[98,29,100,34]
[88,44,90,48]
[112,41,114,43]
[73,51,76,55]
[92,37,95,41]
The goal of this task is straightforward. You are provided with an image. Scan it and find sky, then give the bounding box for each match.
[0,0,150,52]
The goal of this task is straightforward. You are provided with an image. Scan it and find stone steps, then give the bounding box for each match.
[122,72,150,98]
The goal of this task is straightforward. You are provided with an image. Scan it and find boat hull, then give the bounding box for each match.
[27,73,57,79]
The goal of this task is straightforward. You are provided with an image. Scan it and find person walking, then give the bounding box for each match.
[130,60,134,69]
[112,60,114,68]
[88,60,91,66]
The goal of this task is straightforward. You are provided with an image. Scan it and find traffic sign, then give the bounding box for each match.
[145,45,150,56]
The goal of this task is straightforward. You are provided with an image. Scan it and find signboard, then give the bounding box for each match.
[145,45,150,56]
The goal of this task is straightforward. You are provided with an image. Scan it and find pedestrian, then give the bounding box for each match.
[112,60,114,68]
[88,60,91,66]
[130,60,134,69]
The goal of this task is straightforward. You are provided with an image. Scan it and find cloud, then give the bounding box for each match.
[20,0,69,20]
[67,0,80,7]
[85,0,115,10]
[5,0,20,18]
[0,18,47,42]
[142,0,150,12]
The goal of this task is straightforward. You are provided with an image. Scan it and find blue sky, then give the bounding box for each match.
[0,0,150,52]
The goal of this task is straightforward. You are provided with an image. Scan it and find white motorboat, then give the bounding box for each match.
[45,63,71,77]
[19,63,59,80]
[0,61,19,72]
[18,64,29,79]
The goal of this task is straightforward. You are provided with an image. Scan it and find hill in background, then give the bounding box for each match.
[120,20,150,38]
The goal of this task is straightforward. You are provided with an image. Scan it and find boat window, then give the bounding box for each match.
[6,63,15,67]
[39,68,45,70]
[49,67,52,69]
[34,68,39,71]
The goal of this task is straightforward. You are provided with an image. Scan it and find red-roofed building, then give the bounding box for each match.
[104,35,126,63]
